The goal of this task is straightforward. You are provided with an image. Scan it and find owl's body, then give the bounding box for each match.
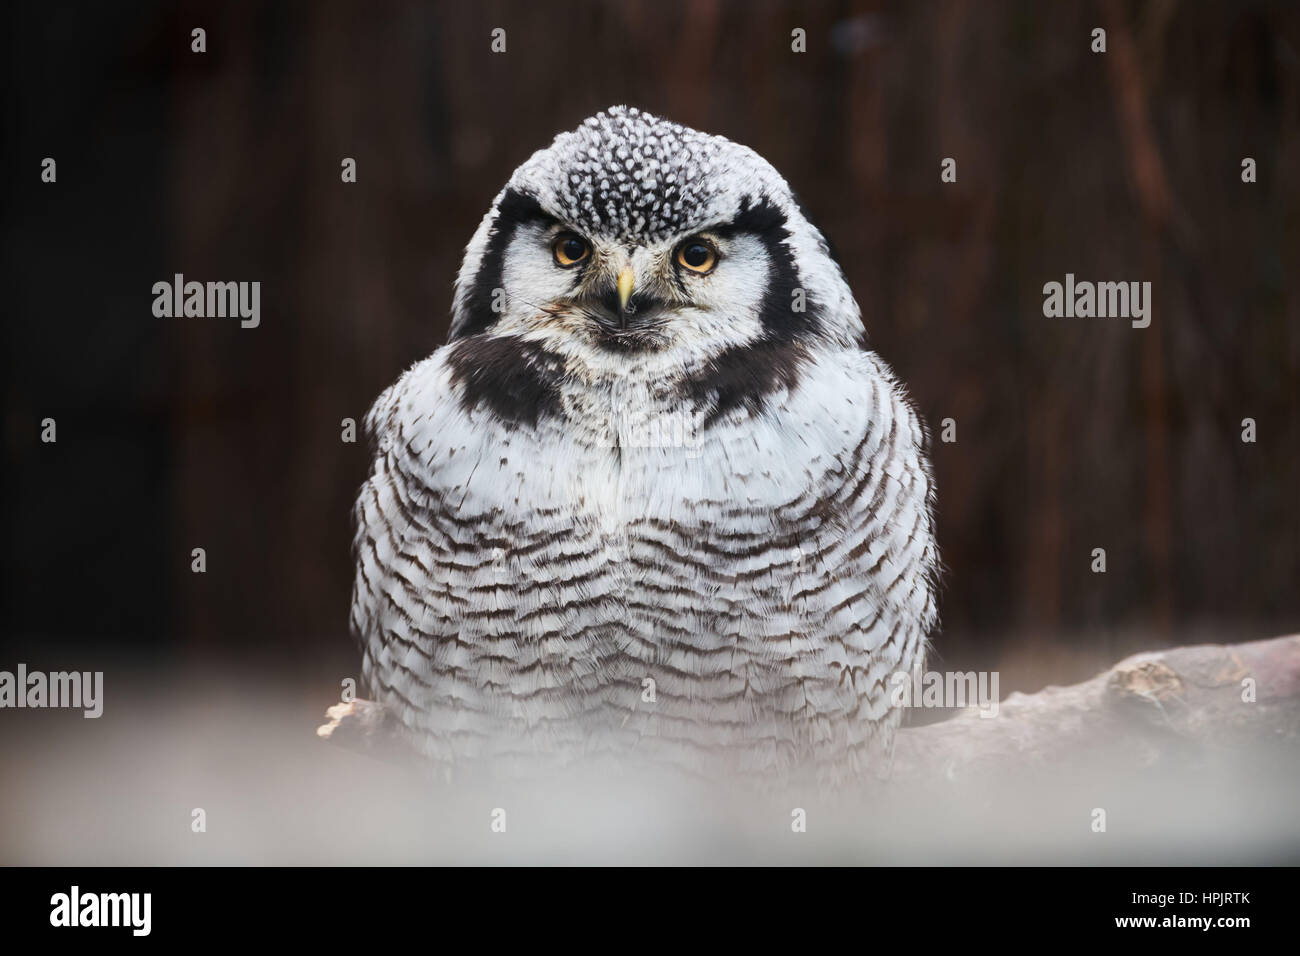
[351,107,937,785]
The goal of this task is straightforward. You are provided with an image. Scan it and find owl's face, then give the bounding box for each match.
[450,107,864,369]
[487,204,781,354]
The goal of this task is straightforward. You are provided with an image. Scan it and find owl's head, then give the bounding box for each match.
[449,107,862,365]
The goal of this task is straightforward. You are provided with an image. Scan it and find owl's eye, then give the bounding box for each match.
[675,238,718,274]
[552,233,591,268]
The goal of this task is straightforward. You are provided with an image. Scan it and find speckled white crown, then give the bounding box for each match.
[507,106,785,244]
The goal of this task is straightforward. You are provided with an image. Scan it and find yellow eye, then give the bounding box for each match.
[552,233,591,267]
[676,238,718,274]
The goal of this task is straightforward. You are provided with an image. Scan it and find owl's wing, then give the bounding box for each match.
[746,346,938,732]
[348,352,496,758]
[814,348,938,716]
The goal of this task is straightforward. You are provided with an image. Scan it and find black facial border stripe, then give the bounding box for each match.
[710,195,821,342]
[454,188,556,341]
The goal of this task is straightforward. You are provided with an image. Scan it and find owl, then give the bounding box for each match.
[350,106,938,787]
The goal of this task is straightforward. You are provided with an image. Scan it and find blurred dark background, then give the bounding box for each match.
[3,0,1297,694]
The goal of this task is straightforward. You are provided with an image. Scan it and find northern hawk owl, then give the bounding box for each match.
[351,107,938,786]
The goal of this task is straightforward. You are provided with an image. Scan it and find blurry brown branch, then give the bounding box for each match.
[1100,0,1180,636]
[318,635,1300,779]
[1100,0,1175,229]
[891,634,1300,782]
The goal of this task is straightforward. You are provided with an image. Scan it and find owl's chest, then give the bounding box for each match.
[440,411,869,757]
[466,404,829,641]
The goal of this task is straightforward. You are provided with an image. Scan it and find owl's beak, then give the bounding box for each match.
[617,266,636,312]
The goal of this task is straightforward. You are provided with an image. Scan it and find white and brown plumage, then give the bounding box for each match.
[350,106,938,786]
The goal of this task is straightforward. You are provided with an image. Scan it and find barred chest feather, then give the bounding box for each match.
[351,335,937,786]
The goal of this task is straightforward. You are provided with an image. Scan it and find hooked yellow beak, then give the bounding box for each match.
[617,266,635,312]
